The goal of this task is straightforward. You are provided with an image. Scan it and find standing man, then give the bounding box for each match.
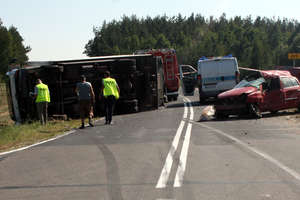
[76,75,95,129]
[34,79,50,125]
[101,71,120,125]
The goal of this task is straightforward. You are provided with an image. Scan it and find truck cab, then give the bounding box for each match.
[136,49,180,101]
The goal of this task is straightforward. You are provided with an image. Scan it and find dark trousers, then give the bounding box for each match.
[36,102,48,125]
[104,95,116,123]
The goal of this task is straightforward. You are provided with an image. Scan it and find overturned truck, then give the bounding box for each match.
[7,54,165,123]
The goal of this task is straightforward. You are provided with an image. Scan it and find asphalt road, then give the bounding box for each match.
[2,92,300,200]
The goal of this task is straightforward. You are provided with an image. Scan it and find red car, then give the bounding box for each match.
[214,70,300,118]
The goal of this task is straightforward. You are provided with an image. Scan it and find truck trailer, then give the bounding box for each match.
[6,54,165,123]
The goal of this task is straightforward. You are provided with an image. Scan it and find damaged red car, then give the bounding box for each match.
[214,70,300,118]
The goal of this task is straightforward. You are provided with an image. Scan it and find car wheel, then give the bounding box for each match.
[249,104,262,118]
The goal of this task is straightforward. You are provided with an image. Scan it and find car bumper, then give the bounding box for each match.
[215,104,247,115]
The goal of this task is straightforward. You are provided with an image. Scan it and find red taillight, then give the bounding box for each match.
[235,71,240,83]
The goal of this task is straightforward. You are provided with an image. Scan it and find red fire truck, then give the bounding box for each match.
[136,49,180,101]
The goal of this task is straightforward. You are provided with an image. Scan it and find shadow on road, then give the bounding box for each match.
[166,101,200,109]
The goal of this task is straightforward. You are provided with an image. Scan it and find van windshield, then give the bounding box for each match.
[234,77,265,89]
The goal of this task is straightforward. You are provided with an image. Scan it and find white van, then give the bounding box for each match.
[197,56,240,102]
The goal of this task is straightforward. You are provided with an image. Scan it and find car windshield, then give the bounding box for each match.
[234,77,266,89]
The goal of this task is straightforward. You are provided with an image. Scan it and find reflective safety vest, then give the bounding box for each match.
[36,83,50,103]
[102,77,119,99]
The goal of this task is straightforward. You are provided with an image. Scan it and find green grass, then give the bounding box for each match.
[0,83,102,153]
[0,119,84,153]
[0,83,12,127]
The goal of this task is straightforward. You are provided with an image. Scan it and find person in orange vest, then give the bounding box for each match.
[100,71,120,125]
[33,79,50,125]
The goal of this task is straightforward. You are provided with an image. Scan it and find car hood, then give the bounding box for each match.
[218,87,258,99]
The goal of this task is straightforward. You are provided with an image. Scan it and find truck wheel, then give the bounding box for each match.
[249,104,262,118]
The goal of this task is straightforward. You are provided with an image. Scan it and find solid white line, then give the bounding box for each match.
[174,122,193,187]
[156,100,189,188]
[156,120,186,188]
[199,123,300,181]
[183,97,194,121]
[189,102,194,121]
[0,130,76,156]
[183,103,188,119]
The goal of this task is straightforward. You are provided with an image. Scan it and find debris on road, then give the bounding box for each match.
[198,105,215,121]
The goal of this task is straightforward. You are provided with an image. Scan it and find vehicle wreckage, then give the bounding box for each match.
[215,70,300,118]
[6,54,165,123]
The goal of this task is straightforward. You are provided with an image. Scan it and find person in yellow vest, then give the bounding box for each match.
[34,79,50,125]
[101,71,120,125]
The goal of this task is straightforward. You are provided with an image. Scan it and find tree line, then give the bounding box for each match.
[1,13,300,81]
[84,14,300,69]
[0,19,30,81]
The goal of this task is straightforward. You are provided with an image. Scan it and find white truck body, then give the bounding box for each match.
[197,56,239,102]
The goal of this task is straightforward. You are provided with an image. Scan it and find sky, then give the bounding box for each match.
[1,0,300,61]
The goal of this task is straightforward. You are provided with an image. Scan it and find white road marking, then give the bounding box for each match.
[189,102,194,121]
[0,118,104,156]
[174,122,193,187]
[157,96,195,188]
[156,99,191,188]
[156,120,186,188]
[199,123,300,181]
[183,102,188,119]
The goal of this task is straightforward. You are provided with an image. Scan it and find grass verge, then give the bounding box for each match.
[0,119,86,153]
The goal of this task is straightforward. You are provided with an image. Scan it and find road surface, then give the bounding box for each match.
[1,92,300,199]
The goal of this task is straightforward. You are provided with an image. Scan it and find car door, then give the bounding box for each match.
[179,65,197,95]
[281,77,300,108]
[261,77,285,111]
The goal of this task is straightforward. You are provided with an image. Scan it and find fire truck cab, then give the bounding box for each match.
[136,49,179,101]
